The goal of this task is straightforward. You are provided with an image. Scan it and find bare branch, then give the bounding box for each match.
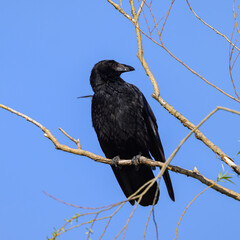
[2,101,240,240]
[136,0,146,19]
[137,0,152,38]
[186,0,240,52]
[59,128,81,149]
[159,44,240,103]
[107,0,133,22]
[113,200,140,240]
[145,1,161,41]
[174,183,216,240]
[159,0,175,37]
[86,213,98,240]
[0,86,240,206]
[143,179,160,239]
[1,103,240,201]
[153,96,240,174]
[112,1,240,173]
[108,0,240,103]
[43,191,116,210]
[130,0,160,96]
[150,12,167,35]
[233,0,240,36]
[144,29,240,103]
[229,25,240,99]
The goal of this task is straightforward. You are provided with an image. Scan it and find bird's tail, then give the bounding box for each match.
[163,169,175,201]
[111,165,160,206]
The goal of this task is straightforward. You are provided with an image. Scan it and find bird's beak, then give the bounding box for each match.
[116,63,135,73]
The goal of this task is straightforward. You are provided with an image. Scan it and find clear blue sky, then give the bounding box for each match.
[1,1,240,239]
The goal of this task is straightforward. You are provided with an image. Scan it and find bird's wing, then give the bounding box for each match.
[129,84,165,160]
[142,96,166,161]
[131,84,175,201]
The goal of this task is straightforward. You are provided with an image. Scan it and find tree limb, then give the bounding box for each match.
[107,0,240,175]
[1,103,239,202]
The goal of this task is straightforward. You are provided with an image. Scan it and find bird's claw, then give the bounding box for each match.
[112,156,120,168]
[132,153,141,170]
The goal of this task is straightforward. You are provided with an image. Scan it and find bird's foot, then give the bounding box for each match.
[131,153,141,170]
[112,155,121,168]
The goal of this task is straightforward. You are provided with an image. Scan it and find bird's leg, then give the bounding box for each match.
[112,155,121,168]
[131,152,141,170]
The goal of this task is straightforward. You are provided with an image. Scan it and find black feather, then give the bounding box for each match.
[90,60,174,206]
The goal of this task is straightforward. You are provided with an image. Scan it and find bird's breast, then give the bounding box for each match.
[91,88,150,158]
[92,92,144,141]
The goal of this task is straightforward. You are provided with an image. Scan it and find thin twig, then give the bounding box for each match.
[150,12,168,35]
[174,183,215,240]
[159,44,240,103]
[99,217,112,240]
[1,103,240,199]
[233,0,240,36]
[145,1,161,39]
[186,0,240,52]
[108,0,240,103]
[154,96,240,174]
[136,0,146,19]
[143,179,160,239]
[49,201,126,240]
[107,0,133,22]
[99,202,126,240]
[130,0,160,96]
[159,0,175,37]
[86,213,99,240]
[59,128,81,149]
[119,1,240,173]
[142,104,240,238]
[118,201,140,240]
[229,24,240,99]
[43,191,116,210]
[138,0,152,38]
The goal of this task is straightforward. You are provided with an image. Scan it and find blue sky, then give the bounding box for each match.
[1,1,240,239]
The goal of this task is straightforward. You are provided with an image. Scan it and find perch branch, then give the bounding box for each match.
[107,0,240,173]
[1,103,240,201]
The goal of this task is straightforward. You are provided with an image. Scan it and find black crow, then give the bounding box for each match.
[90,60,174,206]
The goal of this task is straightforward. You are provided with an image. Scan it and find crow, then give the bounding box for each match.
[90,60,174,206]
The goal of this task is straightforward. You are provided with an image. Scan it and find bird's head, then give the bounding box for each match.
[93,60,135,77]
[90,60,135,92]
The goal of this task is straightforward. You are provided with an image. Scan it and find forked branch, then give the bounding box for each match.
[1,103,240,202]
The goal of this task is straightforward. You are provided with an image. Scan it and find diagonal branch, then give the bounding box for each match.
[174,182,216,240]
[107,0,133,22]
[108,0,240,103]
[158,44,240,103]
[186,0,240,52]
[1,103,240,202]
[130,0,160,96]
[154,96,240,175]
[136,0,146,19]
[107,0,240,174]
[233,0,240,36]
[59,127,81,149]
[159,0,175,37]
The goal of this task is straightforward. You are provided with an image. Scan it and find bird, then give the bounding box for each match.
[90,60,174,206]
